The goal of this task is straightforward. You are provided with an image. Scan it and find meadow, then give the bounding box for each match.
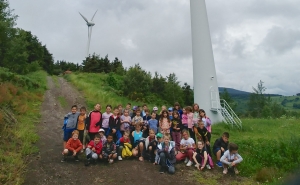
[66,72,300,184]
[0,68,47,184]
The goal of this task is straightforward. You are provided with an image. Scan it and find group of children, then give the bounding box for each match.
[61,102,243,175]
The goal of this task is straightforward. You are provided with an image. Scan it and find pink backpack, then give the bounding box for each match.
[206,117,212,133]
[199,154,214,168]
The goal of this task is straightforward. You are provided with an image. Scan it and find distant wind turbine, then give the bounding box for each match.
[79,10,98,57]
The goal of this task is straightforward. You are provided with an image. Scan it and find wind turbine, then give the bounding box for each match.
[79,10,98,57]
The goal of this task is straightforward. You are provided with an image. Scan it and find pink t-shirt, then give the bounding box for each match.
[187,112,193,129]
[182,114,188,125]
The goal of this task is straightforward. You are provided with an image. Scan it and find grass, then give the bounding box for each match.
[58,96,67,108]
[0,70,47,185]
[52,75,59,88]
[271,96,300,112]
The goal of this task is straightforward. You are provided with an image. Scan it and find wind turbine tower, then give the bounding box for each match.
[79,10,98,57]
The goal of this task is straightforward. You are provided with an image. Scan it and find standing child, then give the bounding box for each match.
[109,107,122,142]
[120,109,132,135]
[181,108,188,130]
[117,131,132,161]
[77,106,87,151]
[131,108,143,128]
[101,134,117,164]
[145,129,158,163]
[194,121,212,157]
[61,130,82,162]
[213,132,229,167]
[101,105,112,136]
[193,140,213,171]
[98,128,107,146]
[192,103,200,127]
[117,104,123,116]
[142,109,151,138]
[131,123,145,162]
[171,110,182,153]
[159,110,171,134]
[148,111,158,134]
[199,109,212,133]
[85,133,102,166]
[168,107,173,120]
[173,102,183,119]
[186,106,195,141]
[220,143,243,174]
[176,129,195,167]
[62,105,80,149]
[86,104,102,141]
[157,134,176,174]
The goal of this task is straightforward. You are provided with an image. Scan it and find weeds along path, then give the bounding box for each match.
[24,76,251,185]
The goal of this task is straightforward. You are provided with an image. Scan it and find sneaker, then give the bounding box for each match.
[159,166,165,174]
[206,164,211,170]
[184,157,189,164]
[61,157,67,162]
[186,160,193,167]
[234,167,239,174]
[109,159,114,164]
[223,167,228,174]
[74,156,79,162]
[118,156,123,161]
[216,161,222,168]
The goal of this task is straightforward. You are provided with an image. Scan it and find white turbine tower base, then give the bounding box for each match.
[190,0,224,123]
[79,10,98,58]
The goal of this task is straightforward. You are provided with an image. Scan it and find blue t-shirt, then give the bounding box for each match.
[148,119,158,133]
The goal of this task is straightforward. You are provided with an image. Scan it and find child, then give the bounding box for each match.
[194,120,212,157]
[192,103,200,127]
[61,130,83,162]
[101,134,117,164]
[77,106,87,151]
[98,128,107,146]
[131,108,143,127]
[199,109,212,133]
[120,109,132,134]
[193,140,213,170]
[173,102,183,119]
[159,105,167,116]
[157,134,176,174]
[148,111,158,134]
[142,104,148,117]
[85,133,102,166]
[131,106,137,119]
[101,105,112,136]
[117,131,132,161]
[159,110,171,134]
[168,107,173,120]
[109,107,122,142]
[176,129,195,167]
[117,104,123,116]
[171,110,182,153]
[153,133,163,165]
[186,106,195,142]
[142,108,151,138]
[181,107,188,130]
[152,107,160,121]
[220,143,243,174]
[132,123,144,161]
[145,129,158,163]
[213,132,229,167]
[62,105,80,149]
[86,103,102,141]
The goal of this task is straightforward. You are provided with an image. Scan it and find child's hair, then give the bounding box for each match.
[182,129,189,135]
[118,104,122,108]
[149,129,155,134]
[135,122,142,127]
[151,111,156,115]
[106,104,112,109]
[124,109,129,114]
[72,130,79,135]
[113,106,119,111]
[163,133,171,139]
[127,102,131,106]
[160,110,170,121]
[94,133,101,139]
[136,108,141,113]
[185,106,192,112]
[124,131,130,136]
[172,110,179,118]
[192,103,200,112]
[228,143,238,152]
[142,104,147,107]
[71,105,77,109]
[222,132,230,138]
[145,108,149,113]
[174,102,180,108]
[107,134,114,139]
[80,106,86,111]
[197,140,204,145]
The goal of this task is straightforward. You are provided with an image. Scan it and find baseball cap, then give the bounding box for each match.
[132,106,137,110]
[153,106,158,111]
[156,133,163,138]
[168,107,173,111]
[98,128,105,133]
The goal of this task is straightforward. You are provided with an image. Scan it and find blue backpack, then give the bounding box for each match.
[62,117,68,130]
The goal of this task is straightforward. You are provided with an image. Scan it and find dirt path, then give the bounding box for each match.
[24,76,252,185]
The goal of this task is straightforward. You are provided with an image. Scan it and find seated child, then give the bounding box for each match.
[61,130,83,162]
[145,129,158,163]
[220,143,243,174]
[62,105,80,149]
[193,140,213,170]
[213,132,229,167]
[98,128,107,146]
[117,131,132,161]
[109,107,122,142]
[85,133,102,166]
[148,111,158,134]
[153,133,163,165]
[176,129,195,167]
[194,121,212,157]
[157,134,176,174]
[132,123,145,162]
[100,134,117,164]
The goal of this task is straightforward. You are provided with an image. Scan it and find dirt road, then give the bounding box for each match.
[24,77,250,185]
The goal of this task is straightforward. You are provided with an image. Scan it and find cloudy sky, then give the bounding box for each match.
[9,0,300,95]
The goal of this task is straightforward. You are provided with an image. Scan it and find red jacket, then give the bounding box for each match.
[87,140,103,155]
[66,138,83,152]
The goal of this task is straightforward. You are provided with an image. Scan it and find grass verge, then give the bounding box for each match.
[0,69,47,185]
[58,96,67,108]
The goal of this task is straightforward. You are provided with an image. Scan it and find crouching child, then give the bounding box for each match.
[61,130,82,162]
[101,134,117,164]
[117,131,132,161]
[157,134,176,174]
[220,143,243,175]
[85,134,102,166]
[192,141,214,171]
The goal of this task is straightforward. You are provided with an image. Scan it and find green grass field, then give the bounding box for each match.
[271,96,300,112]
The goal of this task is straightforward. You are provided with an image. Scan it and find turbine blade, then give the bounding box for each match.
[79,12,89,23]
[91,10,98,21]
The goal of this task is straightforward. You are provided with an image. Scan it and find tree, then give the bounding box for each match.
[248,80,268,117]
[182,82,193,106]
[220,88,237,110]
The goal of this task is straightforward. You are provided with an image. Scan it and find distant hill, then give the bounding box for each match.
[218,87,250,95]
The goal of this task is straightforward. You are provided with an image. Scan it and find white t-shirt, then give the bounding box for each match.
[201,117,207,128]
[180,138,195,147]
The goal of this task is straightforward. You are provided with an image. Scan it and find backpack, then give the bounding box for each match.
[62,117,68,130]
[206,117,212,133]
[199,153,214,168]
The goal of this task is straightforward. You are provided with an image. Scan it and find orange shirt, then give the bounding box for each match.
[77,114,86,130]
[66,138,83,152]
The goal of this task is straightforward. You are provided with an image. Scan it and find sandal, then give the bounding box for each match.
[139,156,144,162]
[223,168,228,174]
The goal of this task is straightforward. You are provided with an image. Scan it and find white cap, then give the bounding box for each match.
[153,106,158,111]
[98,128,105,133]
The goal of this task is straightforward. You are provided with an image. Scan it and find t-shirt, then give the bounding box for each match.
[119,137,131,144]
[148,119,158,133]
[77,114,86,130]
[88,140,102,154]
[102,112,112,128]
[180,138,195,147]
[132,116,143,125]
[195,148,207,158]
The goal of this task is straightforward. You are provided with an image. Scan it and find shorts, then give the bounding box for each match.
[213,148,224,156]
[63,129,75,141]
[65,149,79,156]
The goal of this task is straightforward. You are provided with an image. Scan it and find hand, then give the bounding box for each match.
[149,146,152,150]
[92,147,96,152]
[112,129,116,133]
[73,151,77,156]
[231,162,236,166]
[195,163,200,170]
[221,147,224,152]
[200,166,204,171]
[176,128,180,130]
[187,144,191,148]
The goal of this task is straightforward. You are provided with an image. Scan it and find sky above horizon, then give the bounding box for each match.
[9,0,300,96]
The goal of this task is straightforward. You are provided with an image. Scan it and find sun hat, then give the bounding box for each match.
[156,133,163,138]
[153,106,158,111]
[98,128,105,133]
[168,107,173,111]
[132,106,137,110]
